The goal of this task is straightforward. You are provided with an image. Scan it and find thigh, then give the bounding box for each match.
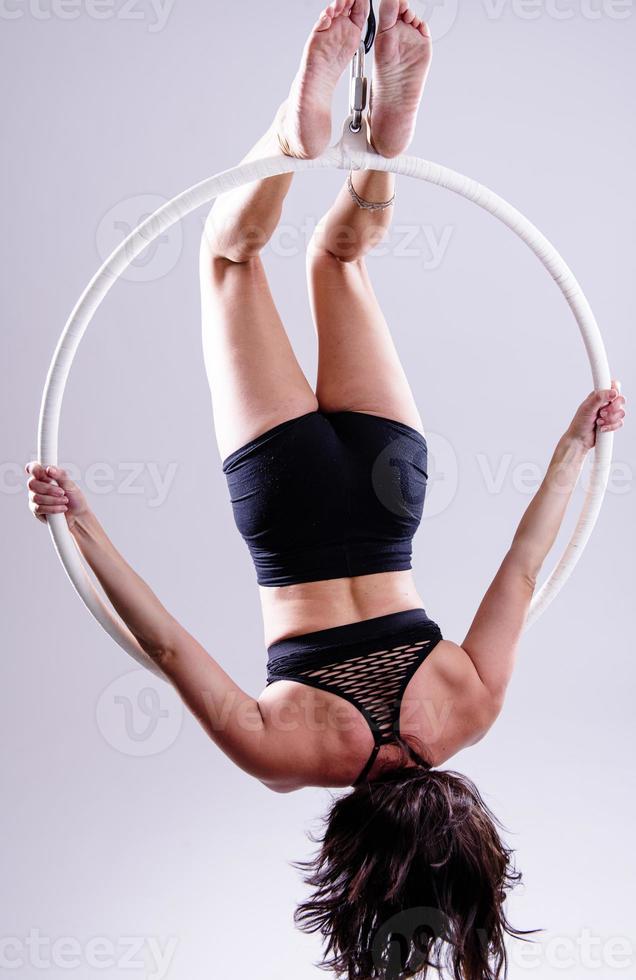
[200,249,318,461]
[307,248,424,436]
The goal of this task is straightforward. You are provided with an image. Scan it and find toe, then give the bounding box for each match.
[378,0,400,32]
[315,5,333,29]
[316,10,331,29]
[349,0,369,30]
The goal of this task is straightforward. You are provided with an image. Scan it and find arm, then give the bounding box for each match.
[25,463,276,781]
[462,384,626,704]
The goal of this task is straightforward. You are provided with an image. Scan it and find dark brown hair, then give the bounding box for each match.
[295,756,535,980]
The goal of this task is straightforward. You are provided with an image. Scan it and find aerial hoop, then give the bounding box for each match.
[38,117,613,676]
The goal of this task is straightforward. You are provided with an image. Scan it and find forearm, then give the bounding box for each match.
[509,431,588,580]
[69,510,179,658]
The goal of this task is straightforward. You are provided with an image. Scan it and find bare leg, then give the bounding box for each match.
[200,1,369,461]
[200,105,317,463]
[308,171,424,435]
[307,0,432,433]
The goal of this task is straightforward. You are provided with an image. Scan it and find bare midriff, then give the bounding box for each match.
[259,569,426,648]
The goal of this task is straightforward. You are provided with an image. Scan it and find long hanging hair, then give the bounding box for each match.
[294,750,537,980]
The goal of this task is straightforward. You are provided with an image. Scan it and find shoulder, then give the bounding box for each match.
[255,680,375,792]
[406,639,503,765]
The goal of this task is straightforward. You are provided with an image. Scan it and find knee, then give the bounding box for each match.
[307,237,366,274]
[201,214,269,265]
[307,224,377,266]
[200,234,262,286]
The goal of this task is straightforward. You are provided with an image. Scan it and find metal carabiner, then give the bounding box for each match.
[349,42,368,133]
[349,1,376,134]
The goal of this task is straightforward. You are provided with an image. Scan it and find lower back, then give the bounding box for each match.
[259,570,425,647]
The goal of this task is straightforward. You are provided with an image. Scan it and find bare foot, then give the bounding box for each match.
[369,0,432,157]
[278,0,369,159]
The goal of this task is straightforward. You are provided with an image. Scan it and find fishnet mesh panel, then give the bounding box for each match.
[297,640,433,742]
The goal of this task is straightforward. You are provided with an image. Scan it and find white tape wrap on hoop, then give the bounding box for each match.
[38,134,613,674]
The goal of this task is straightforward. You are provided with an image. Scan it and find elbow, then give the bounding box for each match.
[521,568,539,594]
[136,620,183,671]
[137,639,176,672]
[466,686,507,748]
[506,545,540,592]
[262,779,301,795]
[485,685,508,718]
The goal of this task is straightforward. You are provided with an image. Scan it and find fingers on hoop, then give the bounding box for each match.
[25,461,69,522]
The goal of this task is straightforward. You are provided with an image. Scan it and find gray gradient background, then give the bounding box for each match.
[2,1,635,977]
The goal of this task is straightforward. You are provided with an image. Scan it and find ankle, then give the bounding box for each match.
[347,171,396,210]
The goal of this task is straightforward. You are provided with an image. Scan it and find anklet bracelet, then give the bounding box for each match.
[347,172,395,211]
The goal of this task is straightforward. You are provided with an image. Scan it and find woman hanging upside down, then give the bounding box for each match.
[26,1,626,978]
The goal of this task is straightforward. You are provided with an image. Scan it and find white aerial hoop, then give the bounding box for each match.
[38,102,613,677]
